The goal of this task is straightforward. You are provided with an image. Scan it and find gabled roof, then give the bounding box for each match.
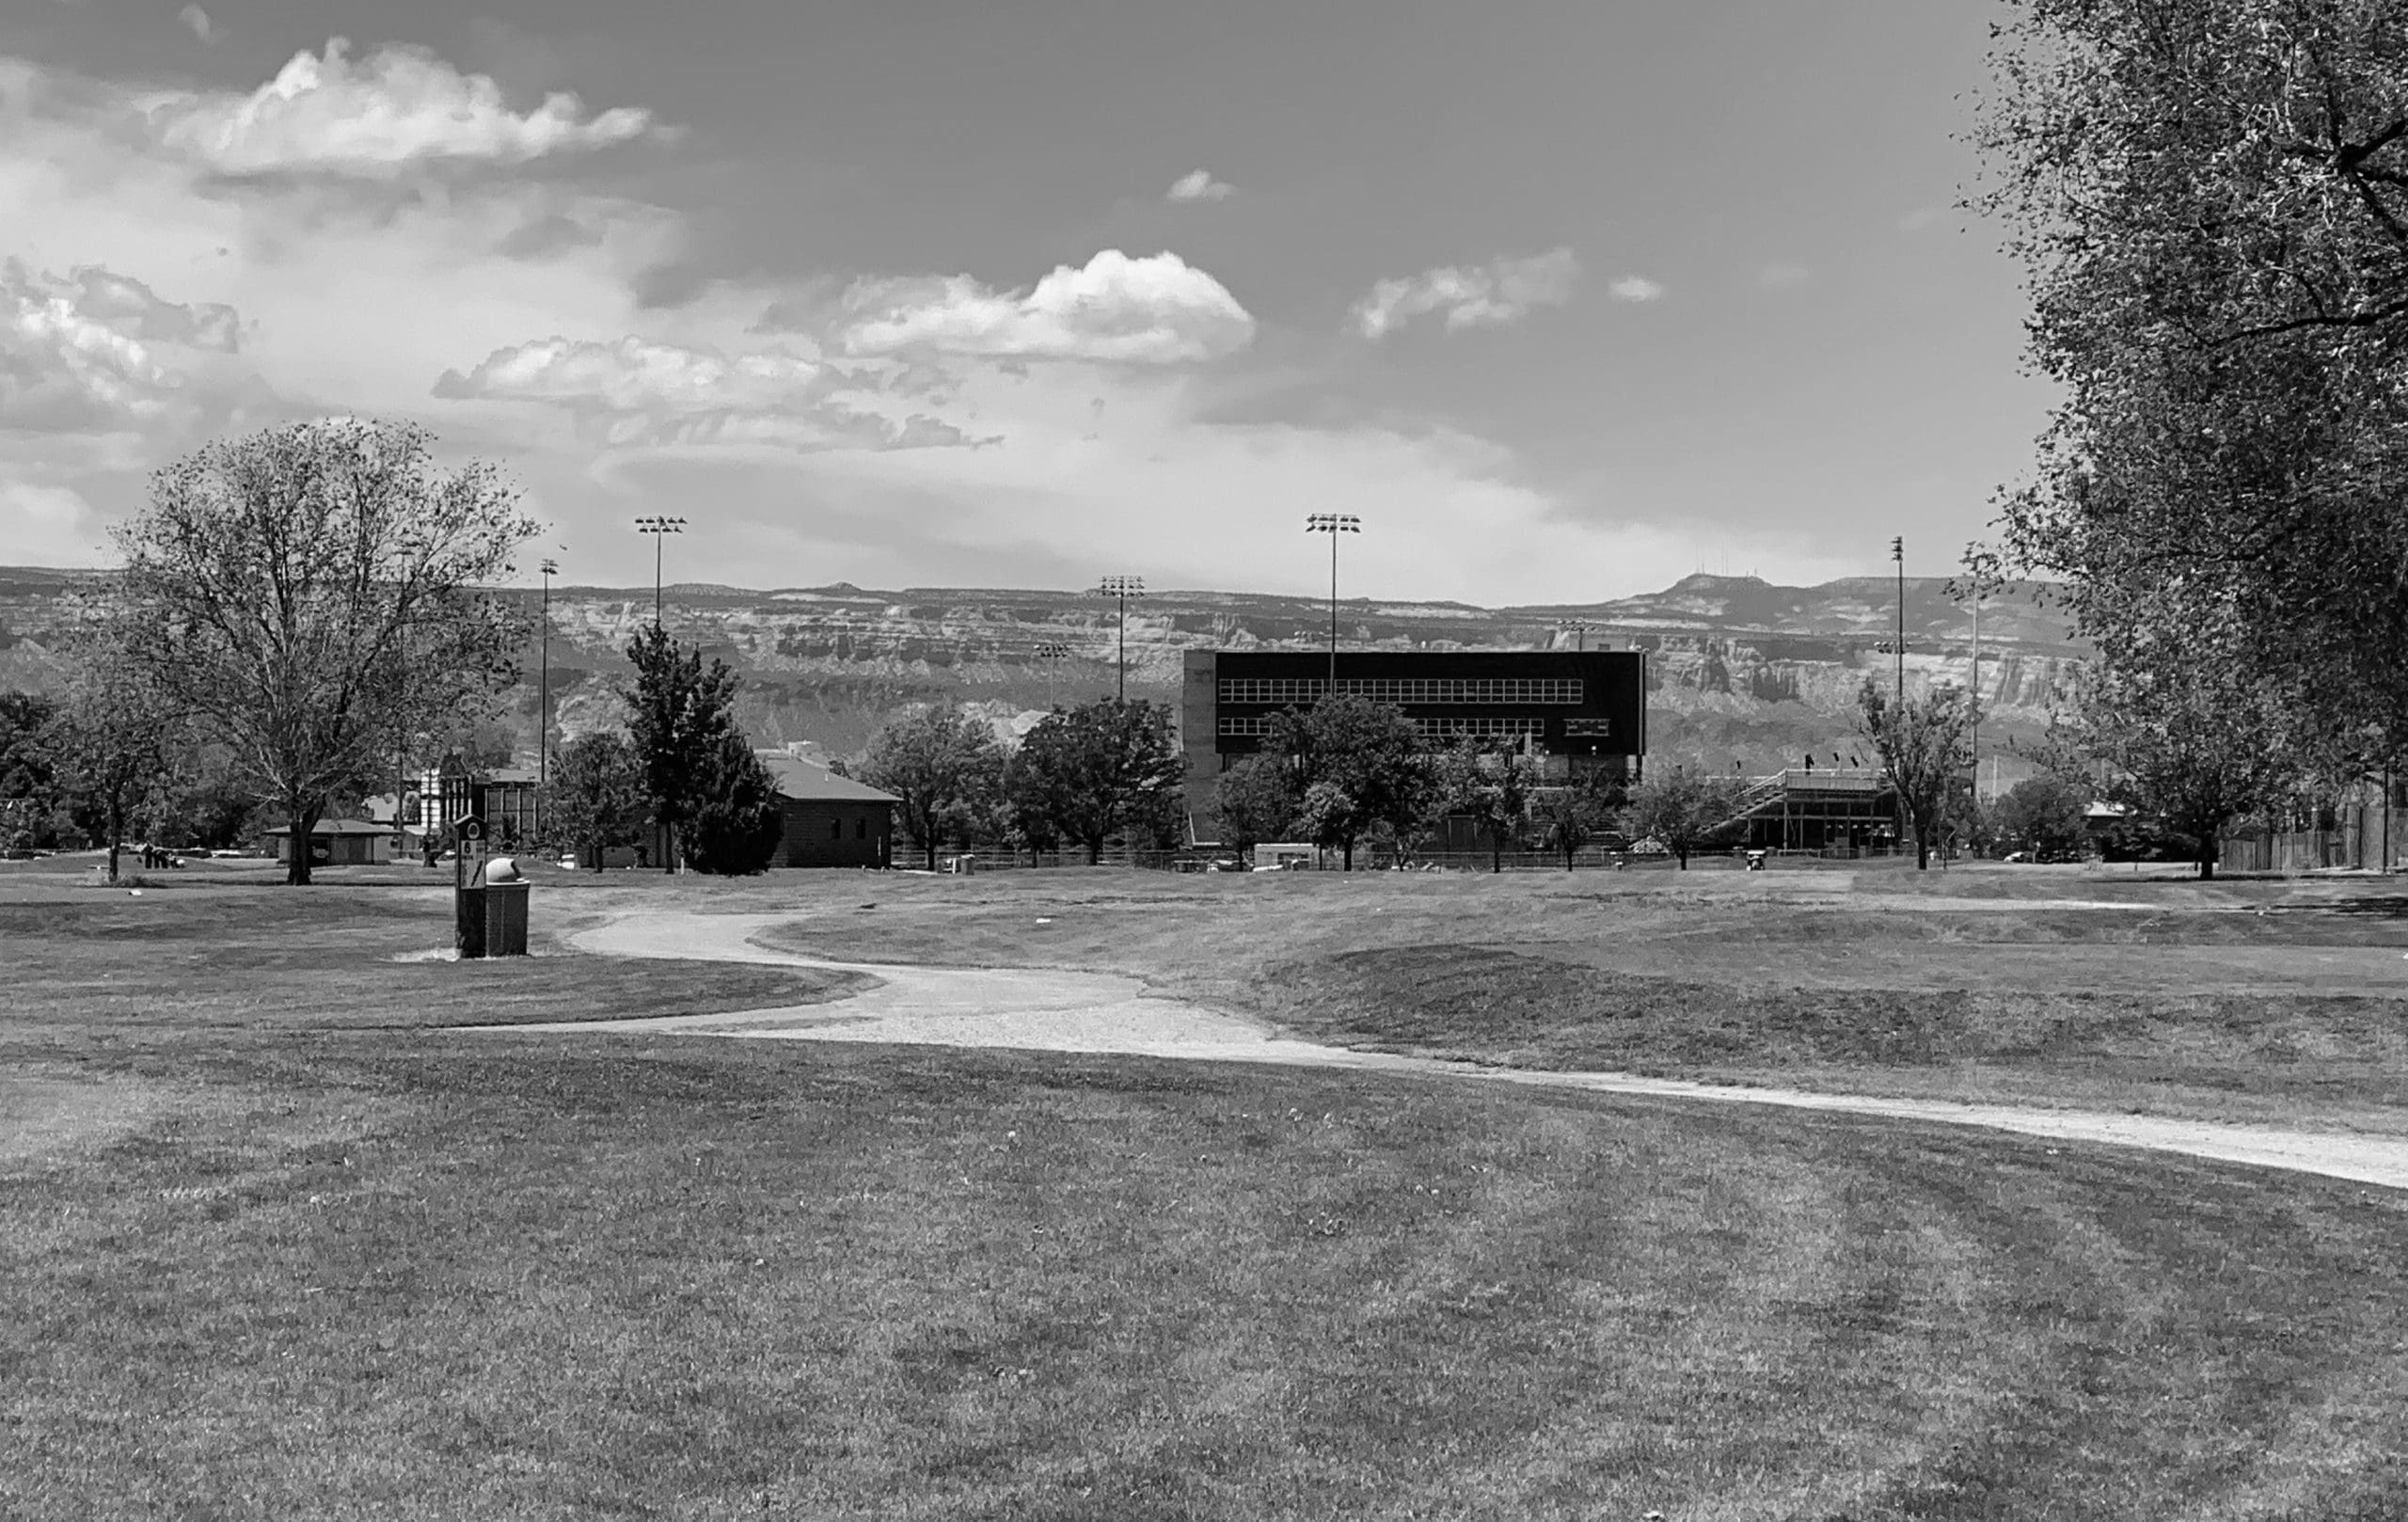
[261,819,391,836]
[755,752,900,804]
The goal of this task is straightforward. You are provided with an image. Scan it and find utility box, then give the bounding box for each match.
[483,880,530,957]
[456,884,488,959]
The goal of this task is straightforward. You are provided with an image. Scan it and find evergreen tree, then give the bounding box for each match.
[624,625,742,873]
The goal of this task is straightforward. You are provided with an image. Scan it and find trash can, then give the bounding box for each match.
[483,880,530,957]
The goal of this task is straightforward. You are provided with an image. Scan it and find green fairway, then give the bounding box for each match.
[8,866,2408,1518]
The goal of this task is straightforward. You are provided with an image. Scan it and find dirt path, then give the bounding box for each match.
[501,912,2408,1194]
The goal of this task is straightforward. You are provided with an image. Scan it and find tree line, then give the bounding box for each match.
[1965,0,2408,879]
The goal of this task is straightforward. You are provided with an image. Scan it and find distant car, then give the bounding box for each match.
[1205,856,1243,873]
[2004,849,2030,864]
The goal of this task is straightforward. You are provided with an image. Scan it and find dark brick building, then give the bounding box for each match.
[1180,648,1649,843]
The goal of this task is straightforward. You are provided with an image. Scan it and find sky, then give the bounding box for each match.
[0,0,2051,604]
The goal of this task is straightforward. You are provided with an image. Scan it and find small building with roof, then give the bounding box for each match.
[756,748,897,868]
[261,818,397,867]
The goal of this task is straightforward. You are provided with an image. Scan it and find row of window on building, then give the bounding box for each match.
[1216,677,1585,706]
[1217,715,1550,739]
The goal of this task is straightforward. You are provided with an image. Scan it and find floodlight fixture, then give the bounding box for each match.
[1305,515,1363,687]
[634,515,687,627]
[1094,577,1147,701]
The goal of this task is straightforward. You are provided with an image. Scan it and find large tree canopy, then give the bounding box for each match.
[1008,699,1185,864]
[1978,0,2408,749]
[112,420,532,883]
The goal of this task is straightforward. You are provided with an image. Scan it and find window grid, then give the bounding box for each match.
[1217,677,1582,706]
[1217,715,1550,740]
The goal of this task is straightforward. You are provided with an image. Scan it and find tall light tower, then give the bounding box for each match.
[1968,589,1983,801]
[1034,640,1074,708]
[634,515,685,627]
[1095,577,1144,703]
[1555,618,1600,652]
[1891,535,1906,706]
[538,554,560,842]
[1306,514,1361,690]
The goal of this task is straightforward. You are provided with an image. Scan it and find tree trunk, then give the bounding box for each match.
[1341,840,1354,871]
[1915,838,1931,870]
[1086,837,1103,865]
[1674,847,1688,869]
[105,787,124,885]
[1491,828,1502,874]
[285,798,318,885]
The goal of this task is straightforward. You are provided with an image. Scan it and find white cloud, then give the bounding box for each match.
[432,334,979,452]
[177,6,217,43]
[1,259,245,434]
[1607,275,1665,303]
[839,249,1255,365]
[141,38,660,177]
[1165,168,1233,203]
[1352,248,1581,339]
[1757,262,1809,290]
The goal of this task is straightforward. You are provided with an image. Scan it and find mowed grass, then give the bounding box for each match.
[13,1036,2408,1520]
[742,865,2408,1132]
[8,868,2408,1516]
[0,872,867,1053]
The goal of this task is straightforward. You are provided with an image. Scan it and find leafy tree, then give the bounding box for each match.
[1212,753,1302,853]
[1856,681,1977,871]
[1430,738,1535,873]
[2057,642,2302,880]
[1259,694,1428,870]
[1008,699,1186,864]
[684,731,784,876]
[1622,769,1743,869]
[624,626,743,874]
[1534,767,1620,871]
[110,420,531,884]
[547,730,648,871]
[1976,0,2408,749]
[50,626,186,884]
[0,691,64,850]
[856,703,1006,870]
[1995,775,2089,860]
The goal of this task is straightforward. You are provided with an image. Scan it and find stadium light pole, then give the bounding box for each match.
[537,554,560,845]
[1306,514,1360,690]
[1034,640,1073,708]
[635,515,685,628]
[1095,577,1144,703]
[1891,536,1906,707]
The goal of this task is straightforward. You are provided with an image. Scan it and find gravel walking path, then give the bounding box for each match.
[489,912,2408,1193]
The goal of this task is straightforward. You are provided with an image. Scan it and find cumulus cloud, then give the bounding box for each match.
[1165,169,1233,203]
[1608,275,1665,303]
[1,259,243,434]
[177,6,218,43]
[432,335,978,452]
[839,249,1255,365]
[1352,248,1581,339]
[142,38,660,176]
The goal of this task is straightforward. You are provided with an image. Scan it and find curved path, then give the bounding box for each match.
[491,912,2408,1194]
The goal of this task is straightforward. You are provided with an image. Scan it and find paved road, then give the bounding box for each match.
[490,911,2408,1194]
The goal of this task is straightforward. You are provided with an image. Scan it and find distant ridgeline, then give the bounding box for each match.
[0,568,2083,778]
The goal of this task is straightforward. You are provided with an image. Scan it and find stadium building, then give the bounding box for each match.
[1180,648,1648,844]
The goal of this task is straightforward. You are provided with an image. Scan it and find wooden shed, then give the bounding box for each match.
[756,752,896,868]
[261,818,395,867]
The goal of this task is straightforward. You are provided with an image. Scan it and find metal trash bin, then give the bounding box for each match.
[483,880,530,957]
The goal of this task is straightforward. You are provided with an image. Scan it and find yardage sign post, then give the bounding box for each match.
[452,815,486,958]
